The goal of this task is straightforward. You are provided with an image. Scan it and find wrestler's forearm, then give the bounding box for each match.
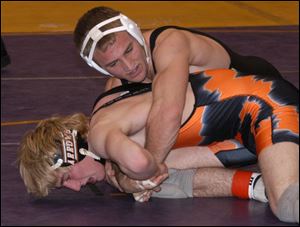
[145,107,182,163]
[145,79,186,164]
[145,58,189,165]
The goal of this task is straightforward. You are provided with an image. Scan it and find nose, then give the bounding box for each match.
[63,179,82,191]
[121,58,134,73]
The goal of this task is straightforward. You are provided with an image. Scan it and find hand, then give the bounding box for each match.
[133,190,153,202]
[106,161,169,193]
[134,170,168,191]
[125,162,169,193]
[116,170,168,193]
[105,161,124,192]
[157,162,168,178]
[105,162,154,193]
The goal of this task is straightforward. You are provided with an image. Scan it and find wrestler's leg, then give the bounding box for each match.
[165,144,245,197]
[159,145,267,202]
[165,146,223,169]
[151,167,267,202]
[258,142,299,223]
[193,167,233,197]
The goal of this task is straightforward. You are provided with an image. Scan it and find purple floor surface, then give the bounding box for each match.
[1,26,299,226]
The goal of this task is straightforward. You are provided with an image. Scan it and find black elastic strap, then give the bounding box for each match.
[91,83,152,117]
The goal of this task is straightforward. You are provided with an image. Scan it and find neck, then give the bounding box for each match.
[145,61,155,82]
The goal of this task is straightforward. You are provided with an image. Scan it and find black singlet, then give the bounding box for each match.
[148,26,282,78]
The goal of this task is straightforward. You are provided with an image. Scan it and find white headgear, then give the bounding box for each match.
[80,14,151,77]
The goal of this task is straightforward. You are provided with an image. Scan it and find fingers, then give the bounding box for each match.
[105,171,124,192]
[153,186,161,192]
[111,177,124,192]
[105,161,115,177]
[133,190,152,202]
[135,179,157,190]
[135,171,169,191]
[149,173,169,186]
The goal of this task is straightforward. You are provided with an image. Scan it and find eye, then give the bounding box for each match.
[125,47,133,54]
[108,60,118,68]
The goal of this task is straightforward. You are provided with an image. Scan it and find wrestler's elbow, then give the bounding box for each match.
[126,152,157,180]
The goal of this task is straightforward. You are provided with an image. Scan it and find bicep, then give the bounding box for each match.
[153,31,191,100]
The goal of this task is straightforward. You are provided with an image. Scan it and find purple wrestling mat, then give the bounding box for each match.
[1,26,299,226]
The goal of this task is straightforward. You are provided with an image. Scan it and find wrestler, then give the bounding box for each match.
[18,119,267,202]
[18,68,298,223]
[73,6,285,184]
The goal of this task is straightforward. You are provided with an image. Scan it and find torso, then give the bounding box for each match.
[91,68,298,158]
[89,82,196,157]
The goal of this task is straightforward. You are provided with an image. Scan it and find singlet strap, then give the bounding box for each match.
[121,79,129,85]
[91,83,152,117]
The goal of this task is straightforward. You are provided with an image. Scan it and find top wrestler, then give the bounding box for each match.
[71,6,298,223]
[18,68,298,223]
[73,6,286,184]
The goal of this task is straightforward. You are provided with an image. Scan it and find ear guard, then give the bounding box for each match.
[80,14,151,76]
[50,129,105,170]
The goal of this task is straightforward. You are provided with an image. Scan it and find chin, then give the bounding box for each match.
[136,77,146,83]
[136,72,148,83]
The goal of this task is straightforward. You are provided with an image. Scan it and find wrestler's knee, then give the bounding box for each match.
[258,142,299,223]
[276,182,299,223]
[151,169,196,199]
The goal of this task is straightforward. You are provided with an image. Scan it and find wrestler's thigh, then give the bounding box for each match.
[258,142,299,206]
[165,146,223,169]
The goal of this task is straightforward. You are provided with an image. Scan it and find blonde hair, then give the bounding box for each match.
[17,113,89,197]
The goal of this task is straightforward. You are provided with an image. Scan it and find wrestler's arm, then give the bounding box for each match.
[145,31,190,164]
[89,125,158,180]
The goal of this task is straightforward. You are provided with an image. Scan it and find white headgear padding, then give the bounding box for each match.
[80,14,151,76]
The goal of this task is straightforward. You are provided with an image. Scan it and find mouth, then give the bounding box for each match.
[129,65,141,79]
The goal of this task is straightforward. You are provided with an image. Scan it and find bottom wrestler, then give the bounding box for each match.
[18,69,299,223]
[17,114,268,201]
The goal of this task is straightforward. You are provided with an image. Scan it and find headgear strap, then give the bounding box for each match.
[50,129,104,170]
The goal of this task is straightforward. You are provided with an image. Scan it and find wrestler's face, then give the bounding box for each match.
[93,31,149,82]
[57,156,105,192]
